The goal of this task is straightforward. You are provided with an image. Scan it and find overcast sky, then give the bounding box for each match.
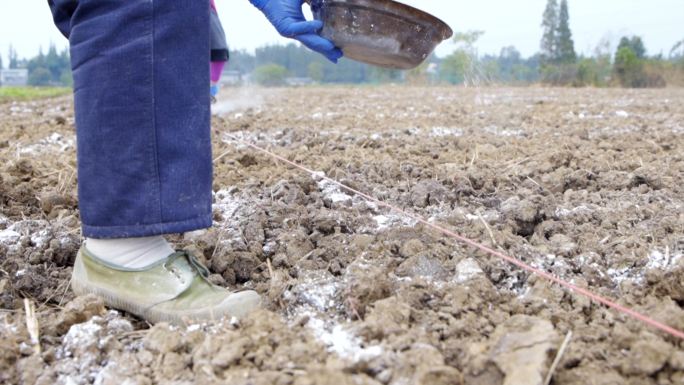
[0,0,682,64]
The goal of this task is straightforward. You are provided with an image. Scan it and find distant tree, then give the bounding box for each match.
[253,64,288,86]
[27,47,46,74]
[44,44,69,81]
[497,46,523,82]
[594,37,613,59]
[556,0,576,63]
[59,48,71,84]
[615,36,643,87]
[254,43,319,78]
[307,61,324,83]
[672,39,684,72]
[369,67,402,83]
[28,67,52,86]
[540,0,559,65]
[60,68,73,87]
[439,30,485,85]
[322,58,369,83]
[572,38,613,87]
[614,45,643,87]
[452,30,485,48]
[23,45,71,86]
[539,0,577,84]
[613,37,666,87]
[617,36,646,59]
[439,51,469,84]
[575,57,602,86]
[479,47,540,85]
[27,48,50,85]
[662,40,684,86]
[8,45,19,69]
[228,43,376,84]
[481,59,500,83]
[671,40,684,59]
[523,54,542,82]
[230,49,257,74]
[632,38,646,59]
[500,46,522,63]
[0,54,3,70]
[405,60,431,85]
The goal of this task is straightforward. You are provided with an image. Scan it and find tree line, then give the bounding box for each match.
[532,0,683,87]
[2,0,683,88]
[233,0,683,88]
[2,44,72,86]
[413,0,682,88]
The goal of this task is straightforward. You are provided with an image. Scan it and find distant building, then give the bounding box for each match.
[0,69,29,86]
[219,70,243,86]
[285,77,313,87]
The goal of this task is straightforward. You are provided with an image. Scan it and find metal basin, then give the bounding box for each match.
[308,0,452,70]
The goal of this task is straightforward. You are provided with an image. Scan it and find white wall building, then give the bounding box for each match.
[219,70,243,86]
[0,69,29,86]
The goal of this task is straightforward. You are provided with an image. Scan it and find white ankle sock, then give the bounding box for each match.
[85,236,175,269]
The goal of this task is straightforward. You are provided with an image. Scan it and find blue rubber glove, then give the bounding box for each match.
[249,0,343,63]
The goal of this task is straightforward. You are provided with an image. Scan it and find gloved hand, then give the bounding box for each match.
[249,0,343,63]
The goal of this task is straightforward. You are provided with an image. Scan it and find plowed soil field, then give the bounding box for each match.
[1,86,683,385]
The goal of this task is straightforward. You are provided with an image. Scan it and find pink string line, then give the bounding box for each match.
[225,134,684,341]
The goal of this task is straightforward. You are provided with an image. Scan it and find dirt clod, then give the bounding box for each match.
[621,336,673,376]
[51,294,106,335]
[466,315,559,385]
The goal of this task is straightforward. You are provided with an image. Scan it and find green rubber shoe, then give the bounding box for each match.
[71,246,261,325]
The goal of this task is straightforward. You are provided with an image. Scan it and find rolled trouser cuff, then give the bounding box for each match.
[82,215,212,239]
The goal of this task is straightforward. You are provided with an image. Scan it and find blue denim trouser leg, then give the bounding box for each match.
[49,0,213,238]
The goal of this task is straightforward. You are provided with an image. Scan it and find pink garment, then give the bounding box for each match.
[211,61,225,83]
[209,0,226,84]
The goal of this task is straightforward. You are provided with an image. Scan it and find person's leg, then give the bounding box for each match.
[48,0,260,323]
[70,0,213,239]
